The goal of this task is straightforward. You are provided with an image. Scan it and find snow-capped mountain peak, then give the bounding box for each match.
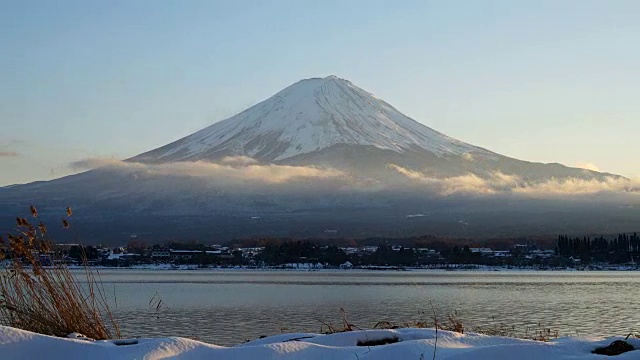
[132,75,486,163]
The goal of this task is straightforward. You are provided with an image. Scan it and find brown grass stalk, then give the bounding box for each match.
[0,207,120,340]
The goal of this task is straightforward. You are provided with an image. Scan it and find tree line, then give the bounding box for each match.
[557,233,640,264]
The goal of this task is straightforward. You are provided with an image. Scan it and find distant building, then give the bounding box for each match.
[470,248,493,256]
[53,243,80,251]
[361,246,379,253]
[340,247,359,255]
[151,249,170,259]
[340,261,353,269]
[492,251,512,258]
[239,247,264,258]
[170,250,201,260]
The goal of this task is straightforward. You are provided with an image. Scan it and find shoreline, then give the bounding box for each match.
[65,263,640,272]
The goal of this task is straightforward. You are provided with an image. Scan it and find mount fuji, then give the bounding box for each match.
[131,75,613,182]
[1,76,636,243]
[133,76,483,163]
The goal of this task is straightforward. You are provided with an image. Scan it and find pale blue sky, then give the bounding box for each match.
[1,0,639,185]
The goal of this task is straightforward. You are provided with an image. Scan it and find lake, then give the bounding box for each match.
[90,269,640,345]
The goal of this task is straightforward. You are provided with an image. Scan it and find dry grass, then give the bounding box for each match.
[318,308,561,344]
[472,318,559,342]
[525,324,559,342]
[0,206,120,340]
[435,311,464,334]
[319,308,359,334]
[321,309,463,334]
[370,312,463,334]
[473,322,517,337]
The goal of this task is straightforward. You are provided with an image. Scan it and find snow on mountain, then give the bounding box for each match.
[132,76,492,163]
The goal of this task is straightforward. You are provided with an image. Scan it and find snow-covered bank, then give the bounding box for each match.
[1,326,638,359]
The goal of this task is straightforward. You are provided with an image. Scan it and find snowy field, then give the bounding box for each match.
[1,326,638,359]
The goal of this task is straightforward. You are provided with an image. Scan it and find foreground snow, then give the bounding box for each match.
[2,326,638,359]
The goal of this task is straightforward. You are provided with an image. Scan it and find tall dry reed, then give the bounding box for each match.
[0,206,120,339]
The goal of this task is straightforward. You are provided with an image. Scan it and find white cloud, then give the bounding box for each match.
[68,158,639,196]
[69,157,121,170]
[219,156,259,166]
[389,164,639,196]
[69,157,345,184]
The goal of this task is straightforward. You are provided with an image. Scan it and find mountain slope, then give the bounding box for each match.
[132,75,494,163]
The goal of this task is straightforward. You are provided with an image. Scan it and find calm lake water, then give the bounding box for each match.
[88,270,640,345]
